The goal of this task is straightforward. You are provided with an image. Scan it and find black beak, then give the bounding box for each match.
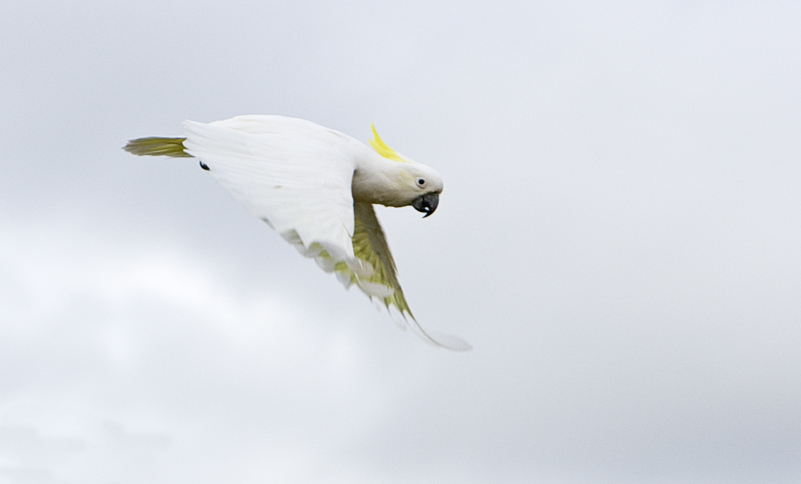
[412,192,439,218]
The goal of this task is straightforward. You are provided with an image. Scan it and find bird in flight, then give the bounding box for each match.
[124,115,470,350]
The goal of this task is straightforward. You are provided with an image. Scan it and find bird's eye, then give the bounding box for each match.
[416,178,426,188]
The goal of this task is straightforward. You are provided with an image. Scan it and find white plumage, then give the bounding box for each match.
[125,115,470,350]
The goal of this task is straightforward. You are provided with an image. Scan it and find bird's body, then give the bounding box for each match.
[125,115,469,350]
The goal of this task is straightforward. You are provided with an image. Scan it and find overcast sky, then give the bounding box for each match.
[2,1,800,483]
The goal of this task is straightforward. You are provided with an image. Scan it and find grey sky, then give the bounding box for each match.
[2,1,800,483]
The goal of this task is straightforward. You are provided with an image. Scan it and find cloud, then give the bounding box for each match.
[2,1,801,482]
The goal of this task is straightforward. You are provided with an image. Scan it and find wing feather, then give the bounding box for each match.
[328,202,472,351]
[178,115,469,350]
[182,116,357,263]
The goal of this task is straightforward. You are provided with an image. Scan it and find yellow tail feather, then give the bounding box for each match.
[123,137,192,158]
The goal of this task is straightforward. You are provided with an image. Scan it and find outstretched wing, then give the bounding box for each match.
[180,116,469,350]
[322,202,471,351]
[182,116,363,269]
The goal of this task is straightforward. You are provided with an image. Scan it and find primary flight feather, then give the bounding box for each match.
[124,115,470,351]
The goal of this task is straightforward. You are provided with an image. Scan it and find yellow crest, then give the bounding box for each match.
[369,123,407,162]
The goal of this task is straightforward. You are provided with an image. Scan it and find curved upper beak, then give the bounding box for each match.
[411,192,439,218]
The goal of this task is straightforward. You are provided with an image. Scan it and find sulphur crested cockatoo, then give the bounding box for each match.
[124,115,470,350]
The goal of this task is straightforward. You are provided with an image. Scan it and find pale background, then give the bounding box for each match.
[1,1,800,483]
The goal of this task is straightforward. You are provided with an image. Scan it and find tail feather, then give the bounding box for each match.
[123,137,192,158]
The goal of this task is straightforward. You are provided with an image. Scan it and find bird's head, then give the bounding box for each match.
[368,124,443,217]
[400,165,443,218]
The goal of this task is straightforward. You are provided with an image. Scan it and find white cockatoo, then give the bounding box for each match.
[125,115,470,350]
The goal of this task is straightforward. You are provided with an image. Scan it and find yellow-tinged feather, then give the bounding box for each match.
[314,202,412,316]
[123,137,192,158]
[350,202,412,315]
[368,124,408,163]
[342,203,470,350]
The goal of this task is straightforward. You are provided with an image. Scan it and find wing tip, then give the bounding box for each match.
[427,332,473,351]
[402,311,472,352]
[386,303,471,350]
